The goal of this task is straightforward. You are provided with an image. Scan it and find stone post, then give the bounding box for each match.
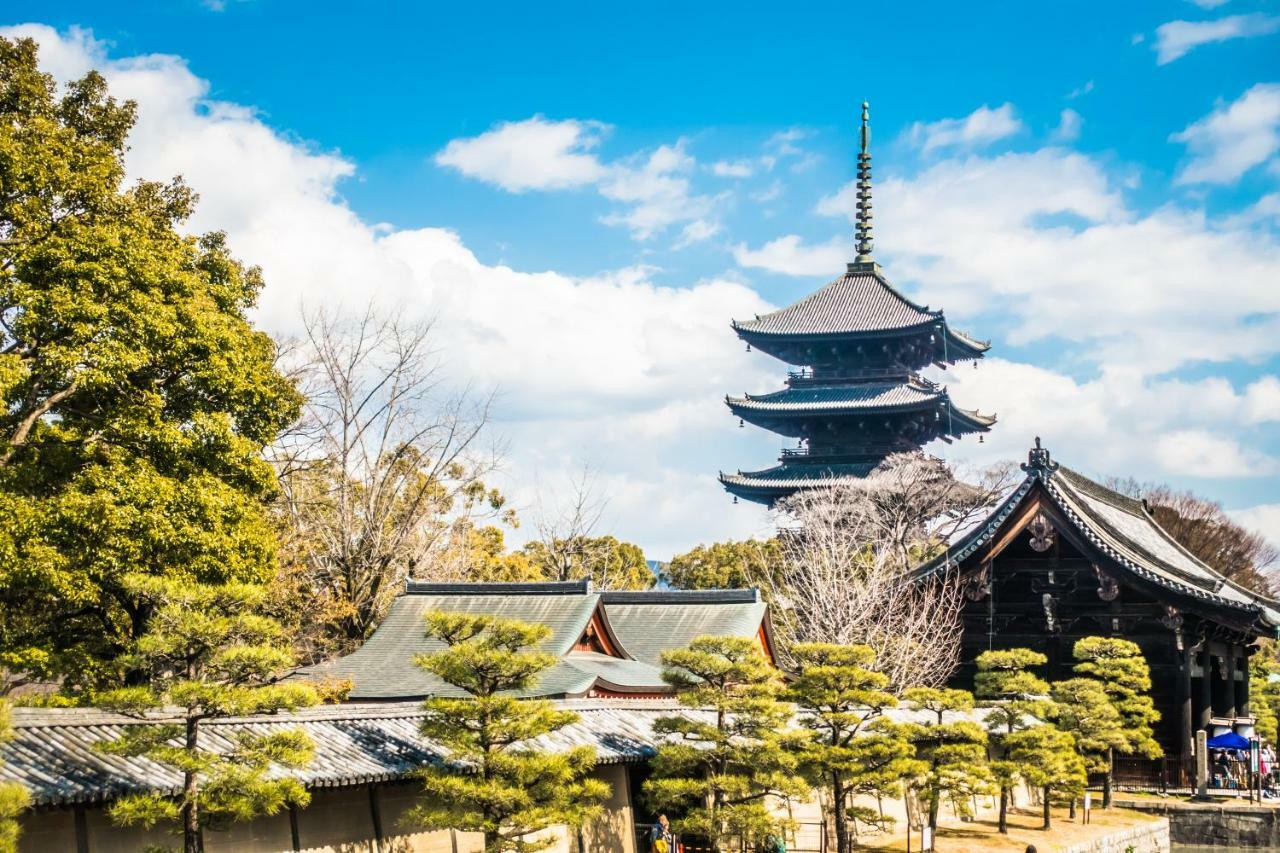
[1196,729,1209,799]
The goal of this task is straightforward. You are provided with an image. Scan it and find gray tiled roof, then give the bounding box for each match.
[294,582,773,700]
[728,382,940,412]
[734,271,940,336]
[0,700,709,806]
[719,462,881,489]
[602,599,770,668]
[916,453,1280,627]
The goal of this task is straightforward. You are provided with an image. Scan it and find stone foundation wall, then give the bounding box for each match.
[1115,799,1280,850]
[1059,817,1170,853]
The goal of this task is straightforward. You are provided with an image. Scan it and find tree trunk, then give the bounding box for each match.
[183,717,203,853]
[1103,749,1113,808]
[1042,786,1051,830]
[831,774,847,853]
[998,786,1008,834]
[1069,796,1076,819]
[928,789,939,833]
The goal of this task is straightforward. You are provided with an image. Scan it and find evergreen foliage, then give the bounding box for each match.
[1002,725,1086,830]
[0,700,31,853]
[410,612,607,853]
[521,535,654,589]
[1250,647,1280,745]
[788,643,923,853]
[664,539,782,590]
[974,648,1050,834]
[900,687,993,833]
[93,578,318,853]
[1050,678,1127,779]
[1072,637,1161,806]
[645,636,809,853]
[0,38,301,691]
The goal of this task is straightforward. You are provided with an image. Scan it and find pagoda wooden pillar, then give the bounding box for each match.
[1180,640,1194,759]
[1225,646,1238,719]
[1198,646,1213,729]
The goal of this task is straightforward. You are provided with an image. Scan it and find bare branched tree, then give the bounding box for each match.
[1107,477,1277,594]
[269,306,508,654]
[751,453,1015,693]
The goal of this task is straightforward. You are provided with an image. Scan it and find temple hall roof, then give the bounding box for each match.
[293,581,774,700]
[916,439,1280,629]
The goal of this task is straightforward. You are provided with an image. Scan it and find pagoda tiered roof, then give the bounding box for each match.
[732,263,989,361]
[727,381,993,428]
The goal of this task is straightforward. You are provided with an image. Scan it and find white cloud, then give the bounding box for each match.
[1068,81,1095,99]
[1188,0,1230,8]
[711,159,754,178]
[436,118,721,244]
[435,116,609,192]
[6,23,773,557]
[1230,503,1280,551]
[1171,84,1280,184]
[905,104,1023,154]
[814,146,1280,374]
[1052,108,1083,143]
[1154,13,1280,64]
[732,235,847,277]
[1244,376,1280,423]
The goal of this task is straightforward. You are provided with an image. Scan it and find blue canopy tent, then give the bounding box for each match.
[1207,731,1251,750]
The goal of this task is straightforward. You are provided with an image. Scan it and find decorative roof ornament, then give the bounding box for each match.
[854,101,874,264]
[1021,436,1060,476]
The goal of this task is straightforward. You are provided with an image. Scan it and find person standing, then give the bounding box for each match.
[650,815,673,853]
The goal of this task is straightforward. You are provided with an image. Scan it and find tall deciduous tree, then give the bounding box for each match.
[93,578,319,853]
[521,535,653,590]
[0,700,30,853]
[270,307,508,653]
[0,38,302,689]
[900,687,993,834]
[645,636,810,853]
[788,644,923,853]
[1072,637,1161,807]
[974,648,1050,834]
[409,612,607,853]
[755,454,1015,693]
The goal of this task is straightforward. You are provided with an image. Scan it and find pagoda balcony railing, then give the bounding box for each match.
[780,444,910,461]
[787,366,939,389]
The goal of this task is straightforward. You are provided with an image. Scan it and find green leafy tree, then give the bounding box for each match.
[93,578,318,853]
[1003,725,1086,831]
[409,612,608,853]
[664,539,782,590]
[521,535,654,590]
[1251,648,1280,745]
[645,636,810,853]
[1050,677,1126,817]
[901,687,993,834]
[974,649,1050,834]
[1073,637,1161,806]
[0,700,31,853]
[788,643,923,853]
[0,38,302,690]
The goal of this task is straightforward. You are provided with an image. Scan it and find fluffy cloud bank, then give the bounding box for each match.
[1172,83,1280,185]
[5,23,777,556]
[1154,13,1280,64]
[905,103,1022,153]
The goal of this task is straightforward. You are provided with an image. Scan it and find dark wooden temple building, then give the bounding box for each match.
[721,103,993,505]
[917,438,1280,761]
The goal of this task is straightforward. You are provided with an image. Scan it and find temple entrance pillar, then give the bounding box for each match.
[1198,646,1213,730]
[1225,645,1238,719]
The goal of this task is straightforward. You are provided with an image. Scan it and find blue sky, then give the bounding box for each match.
[5,2,1280,557]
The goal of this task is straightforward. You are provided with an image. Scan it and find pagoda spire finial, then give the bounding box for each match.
[855,100,874,263]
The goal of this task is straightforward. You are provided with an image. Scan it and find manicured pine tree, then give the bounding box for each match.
[1002,725,1086,830]
[409,613,608,853]
[901,687,994,834]
[788,643,925,853]
[1072,637,1162,807]
[974,648,1051,834]
[1050,678,1127,817]
[93,578,319,853]
[645,636,810,853]
[0,699,31,853]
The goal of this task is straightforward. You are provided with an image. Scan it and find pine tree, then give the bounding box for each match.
[900,687,993,833]
[974,649,1050,834]
[93,578,319,853]
[0,699,31,853]
[1072,637,1161,806]
[409,612,608,853]
[1003,725,1086,830]
[1050,677,1126,817]
[788,643,924,853]
[645,636,810,853]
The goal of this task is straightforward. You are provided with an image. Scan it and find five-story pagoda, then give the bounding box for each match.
[720,103,995,505]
